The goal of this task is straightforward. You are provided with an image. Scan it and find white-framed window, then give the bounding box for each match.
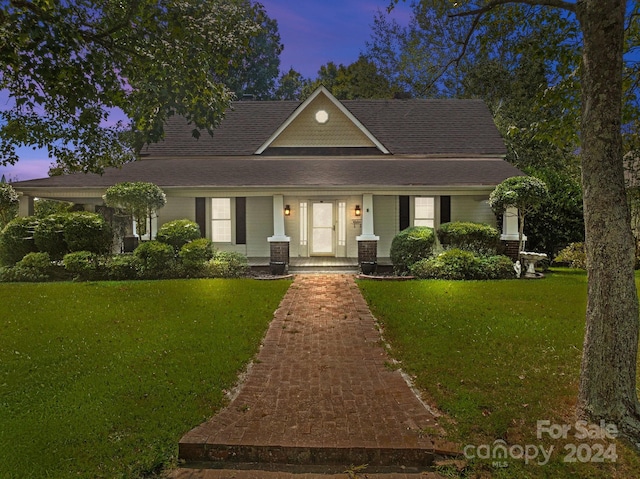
[300,201,308,246]
[211,198,231,242]
[414,197,435,228]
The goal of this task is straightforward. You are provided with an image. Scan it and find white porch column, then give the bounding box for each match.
[500,206,526,243]
[356,193,379,241]
[268,194,290,242]
[18,194,34,217]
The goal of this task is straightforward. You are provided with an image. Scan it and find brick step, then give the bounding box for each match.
[179,442,445,469]
[169,466,449,479]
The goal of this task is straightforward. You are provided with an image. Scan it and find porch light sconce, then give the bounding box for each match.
[284,204,291,216]
[355,205,361,217]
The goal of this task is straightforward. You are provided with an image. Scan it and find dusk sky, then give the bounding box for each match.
[0,0,413,182]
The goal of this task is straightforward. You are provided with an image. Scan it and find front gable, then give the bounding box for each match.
[255,87,389,155]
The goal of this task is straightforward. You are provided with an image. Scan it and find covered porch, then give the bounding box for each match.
[249,256,393,274]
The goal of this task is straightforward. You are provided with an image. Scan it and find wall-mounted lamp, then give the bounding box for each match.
[355,205,361,217]
[284,204,291,216]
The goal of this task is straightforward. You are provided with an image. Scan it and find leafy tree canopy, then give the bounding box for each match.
[222,0,283,100]
[0,0,266,173]
[489,175,548,216]
[103,182,166,238]
[0,182,19,228]
[303,56,399,100]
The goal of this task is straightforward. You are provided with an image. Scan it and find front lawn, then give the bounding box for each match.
[0,279,290,479]
[359,269,640,478]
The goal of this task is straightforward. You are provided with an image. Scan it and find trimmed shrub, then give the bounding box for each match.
[412,249,514,280]
[64,212,112,254]
[1,252,51,282]
[63,251,103,281]
[0,216,37,265]
[106,254,141,280]
[206,251,249,278]
[134,240,175,278]
[390,226,436,273]
[33,213,69,260]
[179,238,213,275]
[411,249,481,280]
[554,242,586,269]
[156,219,201,252]
[0,183,19,228]
[437,222,500,255]
[478,255,516,279]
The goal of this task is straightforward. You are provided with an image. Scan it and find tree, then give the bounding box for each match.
[103,182,166,240]
[0,0,262,173]
[489,176,548,257]
[524,167,584,258]
[400,0,640,440]
[273,68,309,101]
[222,1,283,100]
[304,56,398,100]
[0,183,19,229]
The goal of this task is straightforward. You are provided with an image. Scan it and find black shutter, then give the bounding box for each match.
[440,196,451,224]
[399,196,410,230]
[195,197,206,237]
[236,197,247,245]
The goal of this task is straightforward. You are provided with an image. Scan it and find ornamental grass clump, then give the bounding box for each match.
[390,226,436,273]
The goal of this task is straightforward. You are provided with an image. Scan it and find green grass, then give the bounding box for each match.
[359,269,640,478]
[0,278,290,479]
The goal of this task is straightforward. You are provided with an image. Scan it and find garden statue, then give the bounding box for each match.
[514,260,522,279]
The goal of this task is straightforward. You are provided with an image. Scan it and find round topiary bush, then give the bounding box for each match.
[134,240,175,278]
[437,222,500,255]
[390,226,435,273]
[0,216,38,265]
[156,219,202,252]
[179,238,213,274]
[63,211,113,254]
[33,213,70,260]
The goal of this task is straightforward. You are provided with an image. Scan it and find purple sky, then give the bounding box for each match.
[0,1,412,182]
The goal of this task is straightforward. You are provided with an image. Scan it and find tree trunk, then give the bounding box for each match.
[576,0,640,437]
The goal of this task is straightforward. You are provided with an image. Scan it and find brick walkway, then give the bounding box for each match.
[173,275,458,477]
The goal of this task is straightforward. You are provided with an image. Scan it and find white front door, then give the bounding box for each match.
[311,202,334,255]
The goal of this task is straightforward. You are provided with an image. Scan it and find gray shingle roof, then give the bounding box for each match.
[14,158,521,189]
[142,98,507,158]
[14,94,519,191]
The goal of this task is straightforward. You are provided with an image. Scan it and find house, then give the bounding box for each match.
[11,87,523,269]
